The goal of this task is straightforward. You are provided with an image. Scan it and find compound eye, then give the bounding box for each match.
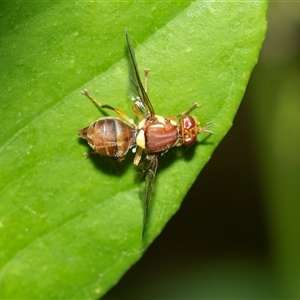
[181,115,197,146]
[182,115,195,130]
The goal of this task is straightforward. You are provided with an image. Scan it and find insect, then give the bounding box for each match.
[78,29,214,239]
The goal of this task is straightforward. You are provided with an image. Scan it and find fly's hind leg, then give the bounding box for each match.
[81,89,136,127]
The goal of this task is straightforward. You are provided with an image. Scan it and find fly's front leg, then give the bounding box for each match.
[81,89,136,127]
[166,103,199,121]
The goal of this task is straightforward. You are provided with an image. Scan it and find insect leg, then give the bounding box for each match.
[81,89,136,127]
[132,104,145,121]
[133,147,144,166]
[198,121,215,134]
[144,68,150,94]
[166,103,199,120]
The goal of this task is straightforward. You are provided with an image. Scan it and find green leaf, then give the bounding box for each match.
[0,1,267,299]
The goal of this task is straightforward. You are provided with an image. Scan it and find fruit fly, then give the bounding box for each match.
[78,29,214,239]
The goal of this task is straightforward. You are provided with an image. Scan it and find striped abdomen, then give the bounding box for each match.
[78,117,136,160]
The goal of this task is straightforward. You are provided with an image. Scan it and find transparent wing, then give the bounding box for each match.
[142,154,158,239]
[125,29,155,118]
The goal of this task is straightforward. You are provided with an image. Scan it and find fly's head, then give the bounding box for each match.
[180,115,214,146]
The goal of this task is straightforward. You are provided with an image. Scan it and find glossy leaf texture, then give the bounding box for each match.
[0,1,267,299]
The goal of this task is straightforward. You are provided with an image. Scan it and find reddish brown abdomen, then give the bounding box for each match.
[78,117,136,160]
[145,121,178,153]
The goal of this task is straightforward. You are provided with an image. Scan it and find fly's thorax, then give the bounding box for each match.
[136,115,179,153]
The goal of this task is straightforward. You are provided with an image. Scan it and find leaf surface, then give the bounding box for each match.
[0,1,267,298]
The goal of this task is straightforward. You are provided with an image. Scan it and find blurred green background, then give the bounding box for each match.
[103,3,300,299]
